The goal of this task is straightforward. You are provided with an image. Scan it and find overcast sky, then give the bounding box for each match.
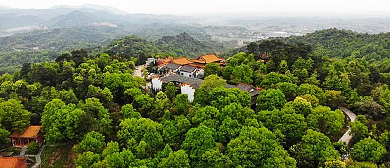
[0,0,389,15]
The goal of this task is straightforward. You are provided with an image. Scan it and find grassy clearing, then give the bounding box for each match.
[40,145,75,168]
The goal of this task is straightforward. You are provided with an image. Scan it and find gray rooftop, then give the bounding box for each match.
[160,74,261,96]
[166,63,181,70]
[161,74,204,88]
[179,65,197,72]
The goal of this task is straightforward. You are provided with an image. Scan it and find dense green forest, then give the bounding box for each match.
[1,29,390,167]
[283,28,390,61]
[0,31,225,72]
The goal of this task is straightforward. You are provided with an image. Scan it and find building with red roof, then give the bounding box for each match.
[10,125,44,147]
[0,157,28,168]
[189,54,224,68]
[171,58,192,65]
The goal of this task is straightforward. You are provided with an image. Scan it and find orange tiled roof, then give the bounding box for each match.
[157,58,173,67]
[10,126,42,138]
[162,58,172,63]
[199,54,222,63]
[188,63,206,68]
[191,59,206,64]
[0,157,27,168]
[171,58,191,65]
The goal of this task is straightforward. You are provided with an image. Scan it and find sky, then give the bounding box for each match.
[0,0,389,15]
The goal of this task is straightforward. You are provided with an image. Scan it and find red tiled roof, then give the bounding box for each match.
[199,54,222,63]
[172,58,191,65]
[188,63,206,68]
[157,58,173,67]
[191,59,206,64]
[10,126,42,138]
[0,157,28,168]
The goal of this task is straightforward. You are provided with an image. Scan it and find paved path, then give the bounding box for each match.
[25,144,45,168]
[133,64,152,90]
[339,107,357,145]
[133,65,145,77]
[19,147,27,157]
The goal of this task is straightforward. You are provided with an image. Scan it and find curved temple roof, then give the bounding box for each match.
[10,125,42,138]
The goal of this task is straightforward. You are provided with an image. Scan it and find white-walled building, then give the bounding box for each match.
[151,74,261,104]
[151,74,203,102]
[178,65,197,78]
[180,84,196,102]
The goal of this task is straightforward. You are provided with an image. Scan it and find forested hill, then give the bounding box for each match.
[156,32,224,57]
[0,32,225,72]
[282,28,390,60]
[103,33,225,64]
[0,27,125,52]
[3,28,390,167]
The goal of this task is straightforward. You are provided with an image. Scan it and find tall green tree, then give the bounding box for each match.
[181,125,216,164]
[75,151,101,168]
[351,137,386,162]
[41,99,86,143]
[258,108,307,147]
[172,94,190,116]
[117,118,163,153]
[158,150,190,168]
[290,129,340,168]
[0,99,31,132]
[79,131,106,153]
[204,63,222,77]
[256,89,287,111]
[307,106,345,138]
[231,64,253,84]
[165,82,177,101]
[227,126,296,167]
[200,75,226,90]
[0,127,10,149]
[350,120,369,144]
[78,98,112,135]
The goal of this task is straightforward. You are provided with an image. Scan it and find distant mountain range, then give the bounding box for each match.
[50,3,129,15]
[0,4,194,37]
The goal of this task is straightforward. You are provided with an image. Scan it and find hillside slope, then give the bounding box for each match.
[156,32,224,57]
[283,28,390,60]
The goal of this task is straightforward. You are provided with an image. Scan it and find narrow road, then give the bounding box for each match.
[31,144,45,168]
[133,64,152,90]
[19,147,26,157]
[25,144,45,168]
[133,65,144,77]
[339,107,357,145]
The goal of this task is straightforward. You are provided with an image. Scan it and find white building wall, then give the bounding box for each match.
[146,58,155,66]
[179,71,195,78]
[196,69,204,78]
[151,78,162,92]
[180,84,195,102]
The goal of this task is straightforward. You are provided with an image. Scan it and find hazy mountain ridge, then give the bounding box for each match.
[0,14,45,29]
[0,5,197,39]
[50,3,129,15]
